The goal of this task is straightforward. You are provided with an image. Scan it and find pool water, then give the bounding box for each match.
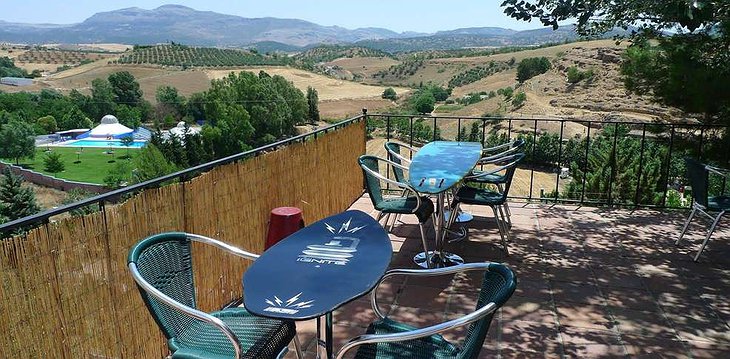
[63,139,147,148]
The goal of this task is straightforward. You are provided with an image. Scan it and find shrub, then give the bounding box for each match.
[516,57,551,82]
[567,66,595,83]
[382,87,397,100]
[512,92,527,108]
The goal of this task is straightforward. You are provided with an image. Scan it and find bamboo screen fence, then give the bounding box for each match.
[0,120,366,358]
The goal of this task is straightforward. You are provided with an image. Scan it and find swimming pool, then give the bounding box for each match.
[61,139,147,148]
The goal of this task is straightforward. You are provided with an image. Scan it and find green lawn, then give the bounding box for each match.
[3,146,140,184]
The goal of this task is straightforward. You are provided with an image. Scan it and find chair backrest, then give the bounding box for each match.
[128,232,198,341]
[359,155,386,208]
[497,153,525,201]
[685,157,709,208]
[384,142,408,183]
[458,263,517,359]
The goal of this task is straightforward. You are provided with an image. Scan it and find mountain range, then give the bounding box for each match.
[0,4,613,51]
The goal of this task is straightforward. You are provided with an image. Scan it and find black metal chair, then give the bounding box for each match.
[359,155,436,267]
[128,232,303,359]
[450,153,525,255]
[676,157,729,261]
[335,262,517,359]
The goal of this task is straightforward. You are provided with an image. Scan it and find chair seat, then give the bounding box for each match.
[454,186,504,206]
[171,308,296,359]
[378,196,434,223]
[352,318,460,359]
[708,195,730,211]
[467,171,507,184]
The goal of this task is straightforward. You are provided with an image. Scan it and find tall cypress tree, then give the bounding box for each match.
[0,169,40,222]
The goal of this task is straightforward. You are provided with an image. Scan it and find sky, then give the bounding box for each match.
[0,1,547,33]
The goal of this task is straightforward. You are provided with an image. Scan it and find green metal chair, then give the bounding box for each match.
[450,153,525,255]
[384,141,419,184]
[335,262,517,359]
[466,138,526,227]
[384,141,420,230]
[676,157,729,261]
[359,155,436,267]
[128,232,303,359]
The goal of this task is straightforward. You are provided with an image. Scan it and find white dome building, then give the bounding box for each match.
[88,115,134,139]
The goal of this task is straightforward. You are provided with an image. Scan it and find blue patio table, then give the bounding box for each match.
[408,141,483,267]
[243,210,392,359]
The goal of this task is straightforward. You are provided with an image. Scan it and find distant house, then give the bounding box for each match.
[0,77,33,86]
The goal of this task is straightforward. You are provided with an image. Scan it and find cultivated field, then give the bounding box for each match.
[206,67,410,101]
[319,97,397,120]
[325,57,400,80]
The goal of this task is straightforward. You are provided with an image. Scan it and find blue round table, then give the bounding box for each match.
[243,210,392,359]
[408,141,482,267]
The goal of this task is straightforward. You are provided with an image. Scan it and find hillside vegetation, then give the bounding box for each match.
[115,44,293,67]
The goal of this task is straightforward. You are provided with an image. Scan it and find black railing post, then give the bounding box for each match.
[409,116,414,149]
[554,120,565,202]
[529,119,537,201]
[607,123,619,206]
[581,124,592,205]
[698,126,705,161]
[634,124,647,207]
[662,125,676,208]
[432,116,437,142]
[481,119,486,146]
[386,115,391,141]
[508,118,513,140]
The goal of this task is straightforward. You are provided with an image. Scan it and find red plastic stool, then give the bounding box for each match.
[265,207,304,250]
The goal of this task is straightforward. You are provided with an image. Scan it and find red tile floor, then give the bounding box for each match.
[284,195,730,358]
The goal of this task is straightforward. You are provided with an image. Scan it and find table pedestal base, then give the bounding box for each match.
[414,251,465,268]
[444,209,473,223]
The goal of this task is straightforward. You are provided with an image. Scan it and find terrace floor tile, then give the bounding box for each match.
[333,197,730,358]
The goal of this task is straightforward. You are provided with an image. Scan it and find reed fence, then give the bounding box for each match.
[0,120,366,358]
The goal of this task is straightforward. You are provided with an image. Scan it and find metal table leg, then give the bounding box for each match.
[316,313,334,359]
[414,192,463,267]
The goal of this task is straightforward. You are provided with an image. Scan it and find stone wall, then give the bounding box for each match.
[0,162,108,194]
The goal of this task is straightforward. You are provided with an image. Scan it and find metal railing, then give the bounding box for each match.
[366,113,729,209]
[3,111,728,236]
[0,114,365,235]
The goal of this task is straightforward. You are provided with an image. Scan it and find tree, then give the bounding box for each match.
[115,104,142,129]
[456,126,467,141]
[131,144,177,183]
[516,57,551,82]
[155,85,186,121]
[204,71,306,150]
[382,87,397,100]
[120,136,134,158]
[62,188,99,216]
[468,121,482,142]
[415,93,436,114]
[90,78,116,120]
[37,115,58,134]
[501,0,730,123]
[306,86,320,124]
[0,169,40,222]
[58,107,93,131]
[0,120,36,165]
[108,71,143,106]
[512,92,527,108]
[43,151,65,174]
[104,161,131,189]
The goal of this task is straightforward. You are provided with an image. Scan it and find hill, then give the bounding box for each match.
[0,5,630,51]
[0,5,408,47]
